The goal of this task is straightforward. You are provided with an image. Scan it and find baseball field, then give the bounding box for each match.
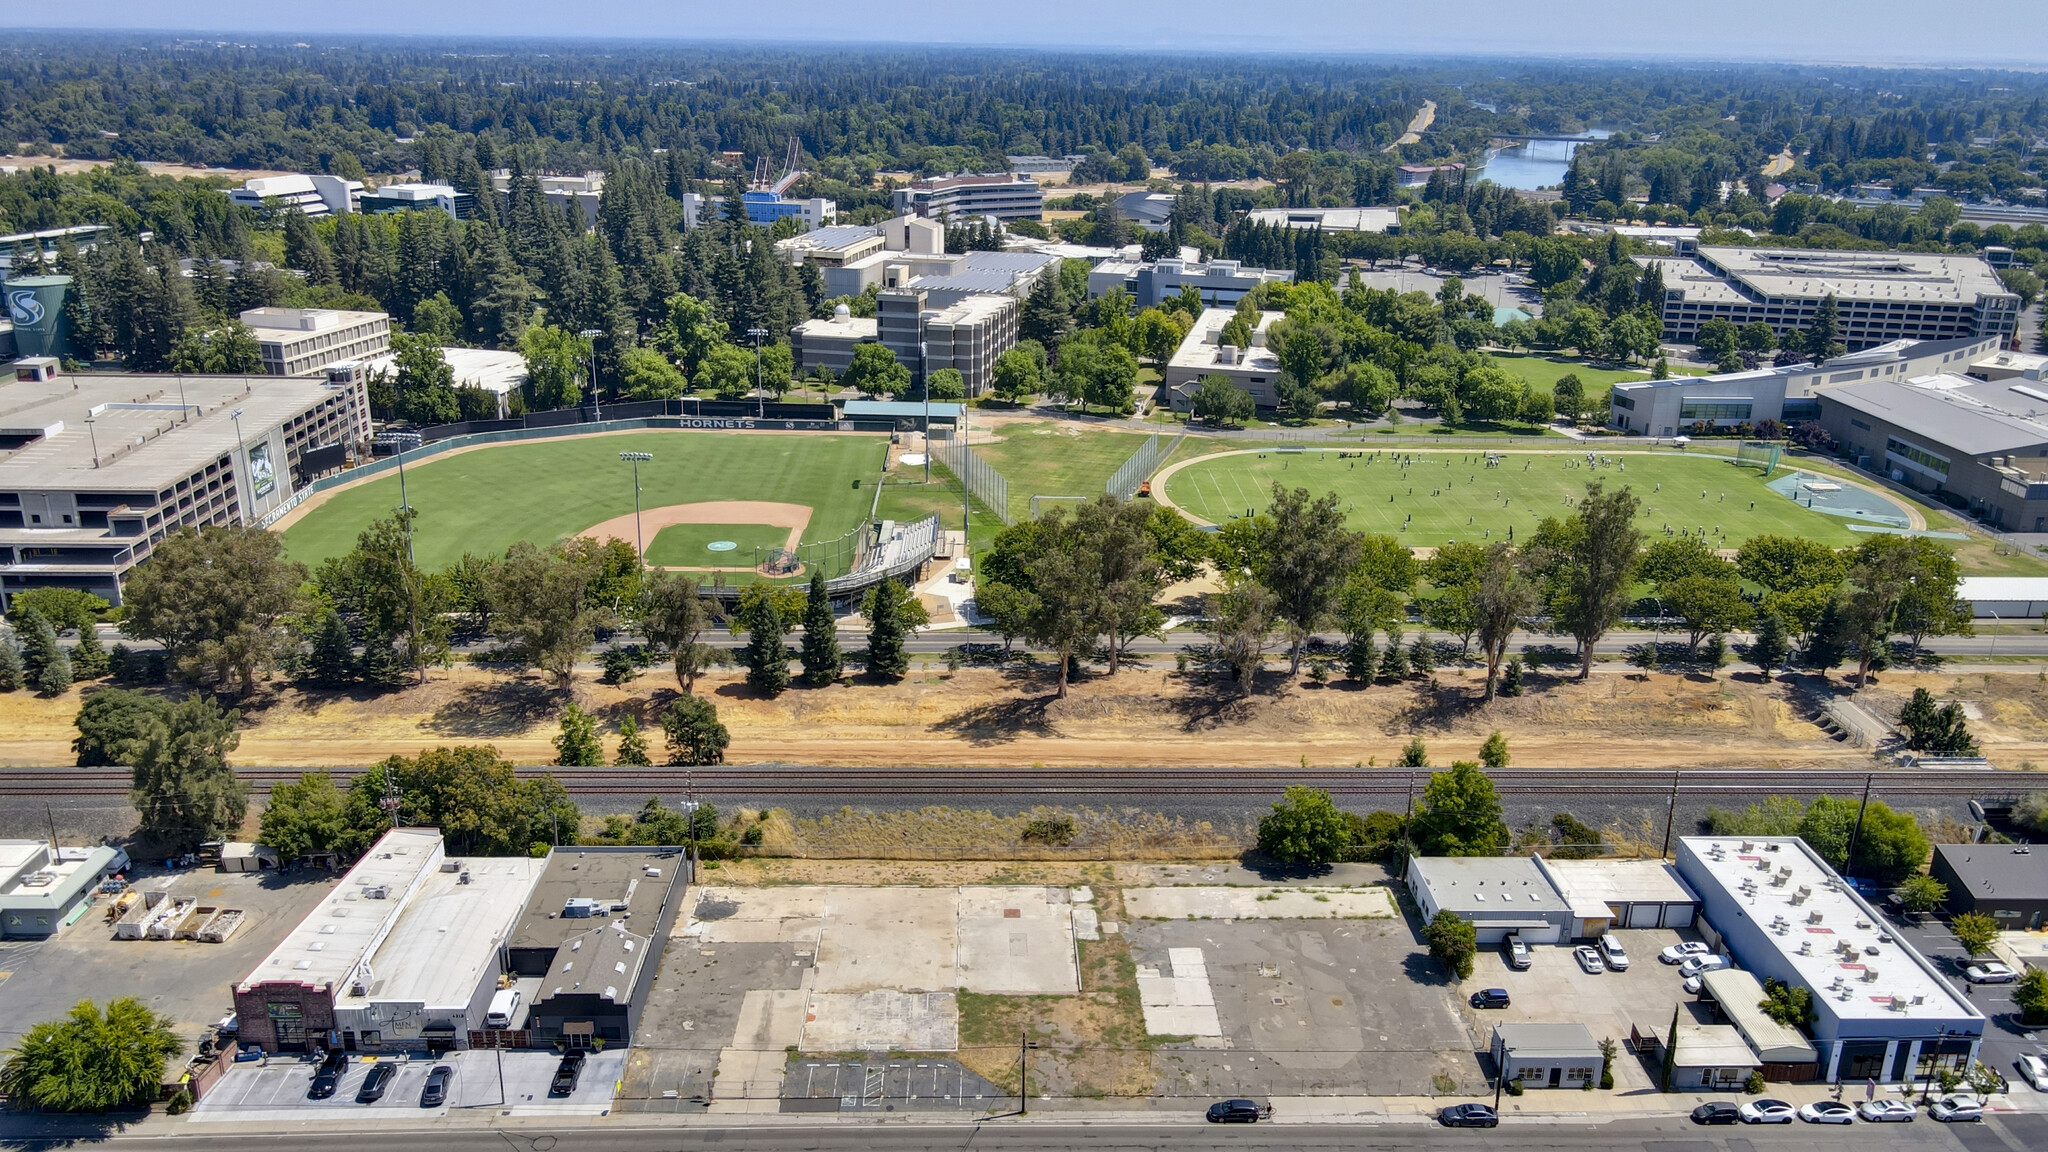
[279,430,887,571]
[1160,447,1907,549]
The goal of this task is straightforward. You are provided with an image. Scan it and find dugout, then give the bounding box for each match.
[840,399,964,431]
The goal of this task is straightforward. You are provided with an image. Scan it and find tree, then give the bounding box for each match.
[738,591,791,696]
[1552,373,1587,424]
[1425,910,1478,980]
[1807,294,1846,363]
[259,772,349,863]
[1411,760,1510,857]
[1208,582,1276,692]
[696,342,756,400]
[1472,544,1536,699]
[1532,481,1642,679]
[1021,510,1104,699]
[313,509,448,681]
[72,688,172,766]
[1258,484,1363,675]
[389,331,459,425]
[1397,735,1430,768]
[925,367,966,401]
[1838,535,1946,686]
[990,347,1043,404]
[485,541,597,688]
[614,716,651,767]
[1758,979,1815,1030]
[0,998,182,1113]
[169,319,264,375]
[862,579,925,682]
[661,695,730,766]
[16,608,71,696]
[1661,573,1754,658]
[11,587,109,635]
[128,695,247,851]
[1951,911,2000,957]
[553,702,606,766]
[619,346,686,400]
[1893,874,1948,916]
[520,324,585,410]
[799,568,842,686]
[1190,373,1256,425]
[0,633,19,693]
[842,342,911,399]
[343,747,576,858]
[1256,786,1351,867]
[642,570,712,692]
[2015,968,2048,1025]
[1746,609,1790,681]
[1479,731,1510,769]
[119,526,306,695]
[1898,687,1977,753]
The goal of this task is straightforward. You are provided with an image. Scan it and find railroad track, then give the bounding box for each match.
[0,766,2020,802]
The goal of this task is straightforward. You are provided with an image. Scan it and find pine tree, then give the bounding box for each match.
[15,609,64,688]
[552,703,605,766]
[0,634,21,692]
[361,634,409,690]
[70,624,109,681]
[1746,609,1788,681]
[865,579,910,682]
[799,568,842,686]
[308,607,357,687]
[33,645,71,697]
[1344,631,1376,682]
[1378,628,1408,680]
[614,715,652,767]
[740,594,790,696]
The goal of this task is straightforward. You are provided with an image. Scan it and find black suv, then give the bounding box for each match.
[550,1051,587,1097]
[307,1052,348,1099]
[1206,1099,1263,1123]
[1469,988,1511,1009]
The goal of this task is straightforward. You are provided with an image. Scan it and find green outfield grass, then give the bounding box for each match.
[643,523,794,568]
[972,421,1161,520]
[1164,447,1892,548]
[283,431,886,571]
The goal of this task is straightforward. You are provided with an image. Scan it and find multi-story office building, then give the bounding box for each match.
[229,174,363,217]
[893,174,1044,222]
[240,307,392,378]
[1815,370,2048,532]
[679,191,835,231]
[874,288,1020,397]
[0,225,110,279]
[358,182,476,220]
[1644,247,2020,350]
[489,169,604,230]
[1087,258,1293,309]
[0,362,357,606]
[1162,307,1286,411]
[790,305,880,375]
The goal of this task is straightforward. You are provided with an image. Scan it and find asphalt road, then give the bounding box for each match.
[2,1114,2041,1152]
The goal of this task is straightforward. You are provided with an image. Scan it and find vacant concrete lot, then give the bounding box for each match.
[1125,886,1397,921]
[191,1049,624,1120]
[0,867,334,1050]
[1462,927,1694,1092]
[1127,911,1483,1100]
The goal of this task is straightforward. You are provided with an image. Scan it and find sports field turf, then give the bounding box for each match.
[972,422,1161,520]
[1164,447,1894,549]
[644,523,794,568]
[282,431,886,571]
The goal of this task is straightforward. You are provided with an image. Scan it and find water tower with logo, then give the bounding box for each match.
[4,275,72,358]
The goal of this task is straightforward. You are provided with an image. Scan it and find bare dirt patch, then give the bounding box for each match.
[577,500,812,564]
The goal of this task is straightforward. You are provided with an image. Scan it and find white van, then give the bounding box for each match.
[485,988,522,1029]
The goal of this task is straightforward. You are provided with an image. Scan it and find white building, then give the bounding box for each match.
[353,347,527,418]
[1113,191,1177,232]
[1406,854,1575,945]
[1162,307,1285,412]
[490,169,603,230]
[1244,206,1400,233]
[1531,857,1701,938]
[894,173,1044,221]
[1087,257,1293,309]
[1,840,124,939]
[230,174,362,217]
[1675,835,1982,1083]
[239,307,392,378]
[359,183,475,220]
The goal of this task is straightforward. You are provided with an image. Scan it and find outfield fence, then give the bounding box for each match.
[1105,429,1187,500]
[933,438,1012,526]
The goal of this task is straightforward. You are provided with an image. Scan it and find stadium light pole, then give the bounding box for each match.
[620,451,653,566]
[578,329,604,422]
[919,341,931,484]
[84,415,100,468]
[747,327,769,418]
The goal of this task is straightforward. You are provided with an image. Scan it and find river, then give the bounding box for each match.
[1474,131,1611,191]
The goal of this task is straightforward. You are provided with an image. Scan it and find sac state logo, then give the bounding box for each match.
[6,290,42,327]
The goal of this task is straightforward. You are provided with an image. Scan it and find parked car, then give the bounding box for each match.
[549,1052,586,1098]
[2018,1053,2048,1092]
[1660,942,1711,964]
[1929,1095,1983,1122]
[1573,945,1606,974]
[1438,1102,1499,1128]
[1964,962,2018,984]
[356,1062,395,1104]
[1858,1099,1916,1123]
[1691,1101,1741,1125]
[1206,1099,1263,1123]
[1469,988,1511,1009]
[1679,954,1732,979]
[307,1052,348,1099]
[1682,974,1707,996]
[1739,1099,1796,1124]
[420,1064,453,1108]
[1502,934,1532,970]
[1798,1100,1857,1124]
[1598,934,1630,971]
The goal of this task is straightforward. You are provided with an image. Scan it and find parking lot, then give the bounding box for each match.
[190,1048,625,1120]
[1458,927,1697,1092]
[1886,914,2048,1096]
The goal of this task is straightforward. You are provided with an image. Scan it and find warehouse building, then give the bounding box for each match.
[504,847,686,1049]
[0,364,358,606]
[232,829,545,1055]
[1928,844,2048,931]
[1532,857,1701,938]
[1814,371,2048,531]
[1406,855,1575,945]
[1244,206,1399,233]
[1643,247,2020,350]
[1607,335,1998,437]
[1,840,125,939]
[1675,836,1982,1083]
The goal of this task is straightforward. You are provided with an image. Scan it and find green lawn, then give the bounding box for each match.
[644,523,794,567]
[1164,447,1889,548]
[1486,353,1703,408]
[871,464,1006,566]
[283,431,887,571]
[972,422,1162,521]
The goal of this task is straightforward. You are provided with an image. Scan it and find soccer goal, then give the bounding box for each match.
[1734,440,1782,478]
[1029,494,1089,518]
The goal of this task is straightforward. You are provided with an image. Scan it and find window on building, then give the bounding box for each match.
[1886,437,1950,476]
[1679,401,1753,422]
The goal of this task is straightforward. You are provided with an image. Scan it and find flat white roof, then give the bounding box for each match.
[1412,855,1570,913]
[1700,968,1819,1064]
[1540,858,1700,906]
[238,828,443,993]
[1168,307,1283,375]
[1673,1023,1757,1068]
[356,347,526,396]
[357,857,542,1009]
[1958,577,2048,600]
[1679,836,1977,1023]
[1245,206,1399,233]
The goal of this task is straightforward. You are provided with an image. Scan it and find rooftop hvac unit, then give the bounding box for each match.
[441,860,463,873]
[362,884,389,899]
[458,871,471,885]
[1740,841,1754,852]
[1862,967,1880,982]
[1808,910,1824,924]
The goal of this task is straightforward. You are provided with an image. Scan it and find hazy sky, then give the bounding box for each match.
[7,2,2048,66]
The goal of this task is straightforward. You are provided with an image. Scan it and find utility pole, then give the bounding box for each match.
[1659,769,1680,859]
[747,327,769,418]
[1019,1031,1037,1116]
[620,452,653,564]
[1843,772,1876,880]
[579,329,605,421]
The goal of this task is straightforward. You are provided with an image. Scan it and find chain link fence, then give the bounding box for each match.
[934,438,1012,526]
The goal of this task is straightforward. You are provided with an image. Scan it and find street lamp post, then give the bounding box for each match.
[578,329,604,422]
[619,452,653,565]
[747,327,769,418]
[1493,1046,1516,1112]
[1985,606,2000,657]
[85,416,100,468]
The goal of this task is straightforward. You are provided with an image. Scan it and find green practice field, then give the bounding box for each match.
[972,422,1161,521]
[282,431,885,571]
[643,523,794,568]
[1164,447,1895,549]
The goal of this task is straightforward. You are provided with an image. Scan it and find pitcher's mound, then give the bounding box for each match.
[578,501,813,567]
